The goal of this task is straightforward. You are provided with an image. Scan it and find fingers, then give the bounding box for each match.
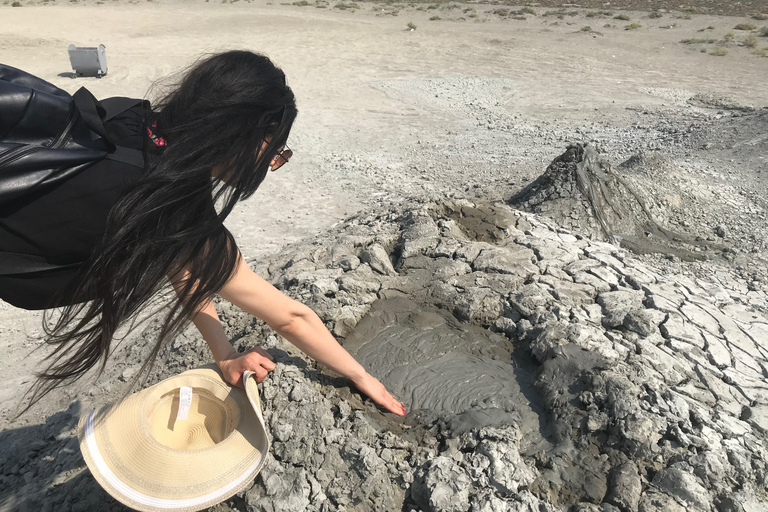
[253,365,269,383]
[244,348,277,371]
[366,378,405,416]
[386,394,406,416]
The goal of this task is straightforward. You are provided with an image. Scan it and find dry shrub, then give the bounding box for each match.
[743,35,758,47]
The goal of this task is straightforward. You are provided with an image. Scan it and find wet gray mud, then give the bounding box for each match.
[343,297,548,443]
[3,196,768,512]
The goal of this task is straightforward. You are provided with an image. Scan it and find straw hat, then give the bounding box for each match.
[78,364,269,512]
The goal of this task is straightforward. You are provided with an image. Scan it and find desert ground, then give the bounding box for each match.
[1,1,768,511]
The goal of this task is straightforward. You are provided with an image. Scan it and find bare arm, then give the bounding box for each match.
[173,255,405,416]
[218,255,405,416]
[170,273,277,384]
[218,256,366,379]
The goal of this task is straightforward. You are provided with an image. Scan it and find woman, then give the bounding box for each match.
[0,51,405,416]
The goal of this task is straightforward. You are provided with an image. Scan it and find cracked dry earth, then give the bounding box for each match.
[2,198,767,512]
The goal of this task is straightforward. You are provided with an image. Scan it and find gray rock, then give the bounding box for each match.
[638,490,687,512]
[337,254,361,271]
[412,457,472,512]
[659,312,705,348]
[715,225,726,238]
[624,309,657,337]
[651,467,711,511]
[360,244,397,276]
[597,290,645,327]
[473,246,538,276]
[310,278,339,296]
[338,275,381,295]
[605,461,642,511]
[476,438,536,496]
[746,404,768,434]
[454,287,504,325]
[399,214,441,258]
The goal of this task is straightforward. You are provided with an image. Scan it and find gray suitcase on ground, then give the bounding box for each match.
[67,44,107,77]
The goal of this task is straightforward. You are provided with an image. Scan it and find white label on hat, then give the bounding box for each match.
[177,386,193,421]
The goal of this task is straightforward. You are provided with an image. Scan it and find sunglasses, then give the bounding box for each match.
[269,145,293,172]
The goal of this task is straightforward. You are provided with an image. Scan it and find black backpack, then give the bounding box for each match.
[0,64,147,275]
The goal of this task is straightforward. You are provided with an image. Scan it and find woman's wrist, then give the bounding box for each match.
[346,366,368,385]
[215,347,239,365]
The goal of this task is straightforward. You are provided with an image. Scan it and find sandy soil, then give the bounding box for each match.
[1,0,767,509]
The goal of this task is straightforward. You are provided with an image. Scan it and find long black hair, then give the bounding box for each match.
[26,50,297,408]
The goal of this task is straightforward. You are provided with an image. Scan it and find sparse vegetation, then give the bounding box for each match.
[707,25,715,29]
[292,0,310,5]
[734,23,757,31]
[743,35,758,47]
[333,2,358,9]
[649,11,662,19]
[681,38,716,44]
[469,12,477,18]
[603,23,613,29]
[614,14,630,21]
[759,26,768,36]
[11,1,21,5]
[660,24,677,29]
[710,47,728,56]
[752,13,768,20]
[752,48,768,56]
[586,10,612,18]
[543,9,577,18]
[581,26,592,32]
[520,6,535,15]
[429,15,440,20]
[406,21,416,30]
[625,23,641,30]
[724,32,734,40]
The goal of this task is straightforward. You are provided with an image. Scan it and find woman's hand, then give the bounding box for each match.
[352,372,406,416]
[217,347,276,388]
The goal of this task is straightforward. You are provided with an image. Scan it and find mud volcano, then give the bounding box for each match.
[2,198,767,512]
[510,143,713,260]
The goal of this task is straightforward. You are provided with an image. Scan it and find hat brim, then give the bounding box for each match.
[78,365,269,512]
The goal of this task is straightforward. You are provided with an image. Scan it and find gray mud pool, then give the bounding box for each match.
[344,297,549,447]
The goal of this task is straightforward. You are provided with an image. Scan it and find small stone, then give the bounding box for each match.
[119,367,138,382]
[715,225,726,238]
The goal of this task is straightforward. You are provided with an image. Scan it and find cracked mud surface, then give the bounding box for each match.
[3,198,767,512]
